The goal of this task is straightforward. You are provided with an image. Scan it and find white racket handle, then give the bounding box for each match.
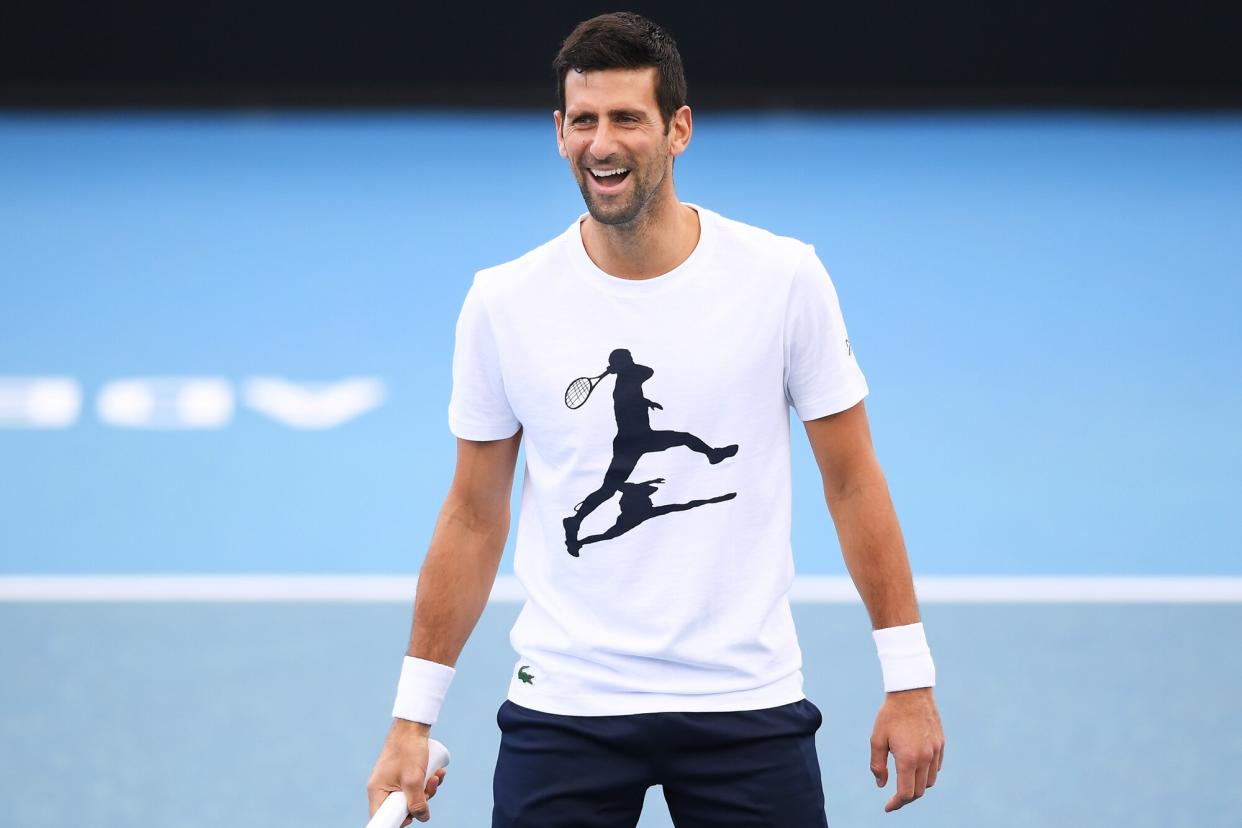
[365,738,451,828]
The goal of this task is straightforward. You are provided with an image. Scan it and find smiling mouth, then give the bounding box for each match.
[588,167,631,190]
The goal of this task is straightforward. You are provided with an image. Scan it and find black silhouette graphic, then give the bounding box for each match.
[562,348,738,557]
[574,478,737,552]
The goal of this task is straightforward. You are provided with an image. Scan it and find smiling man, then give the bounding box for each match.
[367,12,945,827]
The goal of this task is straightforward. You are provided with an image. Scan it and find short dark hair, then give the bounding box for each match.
[553,12,687,130]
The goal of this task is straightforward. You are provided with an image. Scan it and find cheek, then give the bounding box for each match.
[564,136,589,161]
[637,142,665,172]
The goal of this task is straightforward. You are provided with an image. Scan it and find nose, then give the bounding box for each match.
[588,119,620,163]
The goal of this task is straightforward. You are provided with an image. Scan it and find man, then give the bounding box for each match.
[368,12,944,827]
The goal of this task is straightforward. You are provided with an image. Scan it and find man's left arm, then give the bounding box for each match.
[803,399,946,813]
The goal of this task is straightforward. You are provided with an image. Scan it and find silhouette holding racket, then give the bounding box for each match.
[562,348,738,557]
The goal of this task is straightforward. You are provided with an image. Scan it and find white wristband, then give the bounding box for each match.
[391,656,456,725]
[872,622,936,692]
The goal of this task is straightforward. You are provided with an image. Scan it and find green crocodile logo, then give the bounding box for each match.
[517,665,535,685]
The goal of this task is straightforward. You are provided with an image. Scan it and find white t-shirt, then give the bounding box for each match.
[448,203,868,716]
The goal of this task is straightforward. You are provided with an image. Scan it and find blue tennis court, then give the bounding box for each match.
[2,111,1240,826]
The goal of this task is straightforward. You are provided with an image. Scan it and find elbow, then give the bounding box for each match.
[823,457,886,504]
[442,491,510,536]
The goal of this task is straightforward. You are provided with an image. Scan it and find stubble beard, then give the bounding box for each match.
[575,148,670,229]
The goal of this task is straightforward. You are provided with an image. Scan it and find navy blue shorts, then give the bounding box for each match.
[492,697,829,827]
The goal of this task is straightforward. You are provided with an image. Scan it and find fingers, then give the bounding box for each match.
[869,737,888,787]
[407,789,432,824]
[914,759,929,798]
[404,778,430,823]
[884,745,939,812]
[402,766,449,822]
[424,768,447,799]
[927,743,942,788]
[872,693,946,812]
[392,769,446,827]
[366,722,435,824]
[884,754,919,812]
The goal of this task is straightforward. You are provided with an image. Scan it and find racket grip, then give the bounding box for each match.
[365,738,451,828]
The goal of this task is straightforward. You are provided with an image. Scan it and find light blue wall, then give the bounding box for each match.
[2,112,1238,574]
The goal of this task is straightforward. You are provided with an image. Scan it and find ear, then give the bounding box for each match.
[553,110,567,158]
[669,105,693,157]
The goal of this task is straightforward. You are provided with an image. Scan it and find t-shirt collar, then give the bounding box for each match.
[566,202,715,296]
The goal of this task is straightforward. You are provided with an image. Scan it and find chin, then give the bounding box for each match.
[587,204,640,226]
[573,173,643,226]
[581,191,643,226]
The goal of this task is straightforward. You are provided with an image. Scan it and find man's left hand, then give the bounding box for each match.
[869,686,944,812]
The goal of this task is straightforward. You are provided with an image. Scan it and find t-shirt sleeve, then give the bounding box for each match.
[783,244,870,421]
[447,276,522,440]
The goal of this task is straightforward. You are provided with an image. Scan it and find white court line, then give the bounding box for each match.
[0,575,1241,602]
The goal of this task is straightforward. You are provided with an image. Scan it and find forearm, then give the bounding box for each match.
[405,494,509,666]
[823,464,920,630]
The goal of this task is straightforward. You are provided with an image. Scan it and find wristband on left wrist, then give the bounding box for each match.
[872,622,935,693]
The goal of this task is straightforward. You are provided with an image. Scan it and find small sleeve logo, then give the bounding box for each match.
[517,665,535,685]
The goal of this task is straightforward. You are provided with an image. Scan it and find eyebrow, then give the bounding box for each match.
[569,108,649,120]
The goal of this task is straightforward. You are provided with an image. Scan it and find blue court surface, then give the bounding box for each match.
[1,111,1240,826]
[2,602,1240,827]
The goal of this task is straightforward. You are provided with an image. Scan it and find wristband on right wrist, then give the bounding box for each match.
[391,656,456,725]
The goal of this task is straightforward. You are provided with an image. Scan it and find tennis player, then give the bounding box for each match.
[367,12,944,826]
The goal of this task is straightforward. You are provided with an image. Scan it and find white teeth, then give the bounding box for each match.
[591,168,629,177]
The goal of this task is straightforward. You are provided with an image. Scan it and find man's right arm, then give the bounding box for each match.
[407,429,522,667]
[367,429,522,823]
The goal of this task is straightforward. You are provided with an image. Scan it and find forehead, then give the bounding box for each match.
[562,67,660,114]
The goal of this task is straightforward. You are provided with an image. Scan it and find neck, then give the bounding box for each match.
[581,190,700,280]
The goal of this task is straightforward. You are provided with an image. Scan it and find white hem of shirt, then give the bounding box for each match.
[792,380,871,422]
[505,667,807,716]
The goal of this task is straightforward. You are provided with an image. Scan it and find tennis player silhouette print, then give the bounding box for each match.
[574,478,737,553]
[562,348,739,557]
